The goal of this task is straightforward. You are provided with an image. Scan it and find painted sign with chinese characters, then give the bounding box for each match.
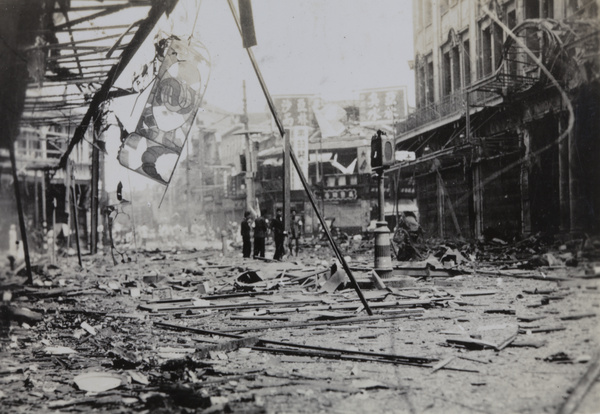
[359,87,407,125]
[274,95,315,128]
[291,127,309,190]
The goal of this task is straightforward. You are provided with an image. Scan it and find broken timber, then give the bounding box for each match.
[217,311,423,333]
[154,321,435,366]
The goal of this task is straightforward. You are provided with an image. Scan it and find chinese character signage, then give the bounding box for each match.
[359,87,407,125]
[291,127,309,190]
[274,95,315,128]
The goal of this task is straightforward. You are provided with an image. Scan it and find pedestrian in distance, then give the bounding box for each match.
[271,208,285,260]
[288,209,301,256]
[253,212,267,258]
[241,211,252,258]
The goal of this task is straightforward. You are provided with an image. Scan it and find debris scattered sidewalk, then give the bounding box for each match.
[1,237,599,413]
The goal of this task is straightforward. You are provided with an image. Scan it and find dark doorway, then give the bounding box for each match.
[528,115,560,234]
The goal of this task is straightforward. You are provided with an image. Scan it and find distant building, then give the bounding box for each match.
[252,89,413,235]
[394,0,599,239]
[0,122,92,252]
[189,88,415,236]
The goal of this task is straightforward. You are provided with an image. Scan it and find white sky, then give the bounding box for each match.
[191,0,415,113]
[108,0,416,192]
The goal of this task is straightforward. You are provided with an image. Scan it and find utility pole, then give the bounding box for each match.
[284,129,291,236]
[186,139,191,233]
[242,80,256,214]
[90,118,100,254]
[9,140,33,284]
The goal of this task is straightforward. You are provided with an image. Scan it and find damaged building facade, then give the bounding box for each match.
[396,0,600,240]
[249,90,411,236]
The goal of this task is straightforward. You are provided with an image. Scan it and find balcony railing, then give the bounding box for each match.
[397,88,500,134]
[397,91,466,134]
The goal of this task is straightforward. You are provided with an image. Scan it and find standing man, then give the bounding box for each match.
[253,212,267,258]
[271,208,285,260]
[288,209,301,256]
[241,211,252,258]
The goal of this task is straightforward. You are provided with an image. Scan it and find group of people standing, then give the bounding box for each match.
[240,208,301,260]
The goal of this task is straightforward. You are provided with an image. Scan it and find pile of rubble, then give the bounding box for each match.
[1,237,599,413]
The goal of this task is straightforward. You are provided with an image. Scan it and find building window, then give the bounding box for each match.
[525,0,540,18]
[442,50,452,96]
[417,64,426,108]
[462,38,471,86]
[525,0,554,19]
[493,23,503,72]
[507,10,517,30]
[426,57,434,104]
[479,20,504,78]
[451,45,461,91]
[442,42,461,96]
[542,0,554,17]
[481,25,493,76]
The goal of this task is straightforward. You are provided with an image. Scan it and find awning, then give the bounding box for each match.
[17,0,183,170]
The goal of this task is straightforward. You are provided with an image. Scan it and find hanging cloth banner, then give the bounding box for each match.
[118,37,211,184]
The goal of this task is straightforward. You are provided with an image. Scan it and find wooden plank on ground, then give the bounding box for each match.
[431,356,455,373]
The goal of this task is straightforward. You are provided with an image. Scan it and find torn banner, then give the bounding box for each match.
[118,38,210,184]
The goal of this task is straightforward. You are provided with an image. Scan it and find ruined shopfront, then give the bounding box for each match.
[397,7,599,240]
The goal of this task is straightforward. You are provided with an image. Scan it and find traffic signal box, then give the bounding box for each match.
[371,130,395,170]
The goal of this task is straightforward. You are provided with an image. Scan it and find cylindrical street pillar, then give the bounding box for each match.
[374,171,392,279]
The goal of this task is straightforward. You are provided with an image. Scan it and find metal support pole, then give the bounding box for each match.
[51,198,56,265]
[41,170,48,254]
[378,172,385,221]
[90,120,100,254]
[34,171,40,227]
[8,141,33,284]
[70,182,83,268]
[226,0,372,315]
[283,130,291,241]
[186,139,192,234]
[242,80,255,214]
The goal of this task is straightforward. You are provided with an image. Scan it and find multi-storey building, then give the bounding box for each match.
[198,88,413,237]
[395,0,599,239]
[0,122,93,253]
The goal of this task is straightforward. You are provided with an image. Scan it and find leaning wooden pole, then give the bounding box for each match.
[226,0,373,315]
[90,119,100,254]
[9,141,33,284]
[70,185,83,268]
